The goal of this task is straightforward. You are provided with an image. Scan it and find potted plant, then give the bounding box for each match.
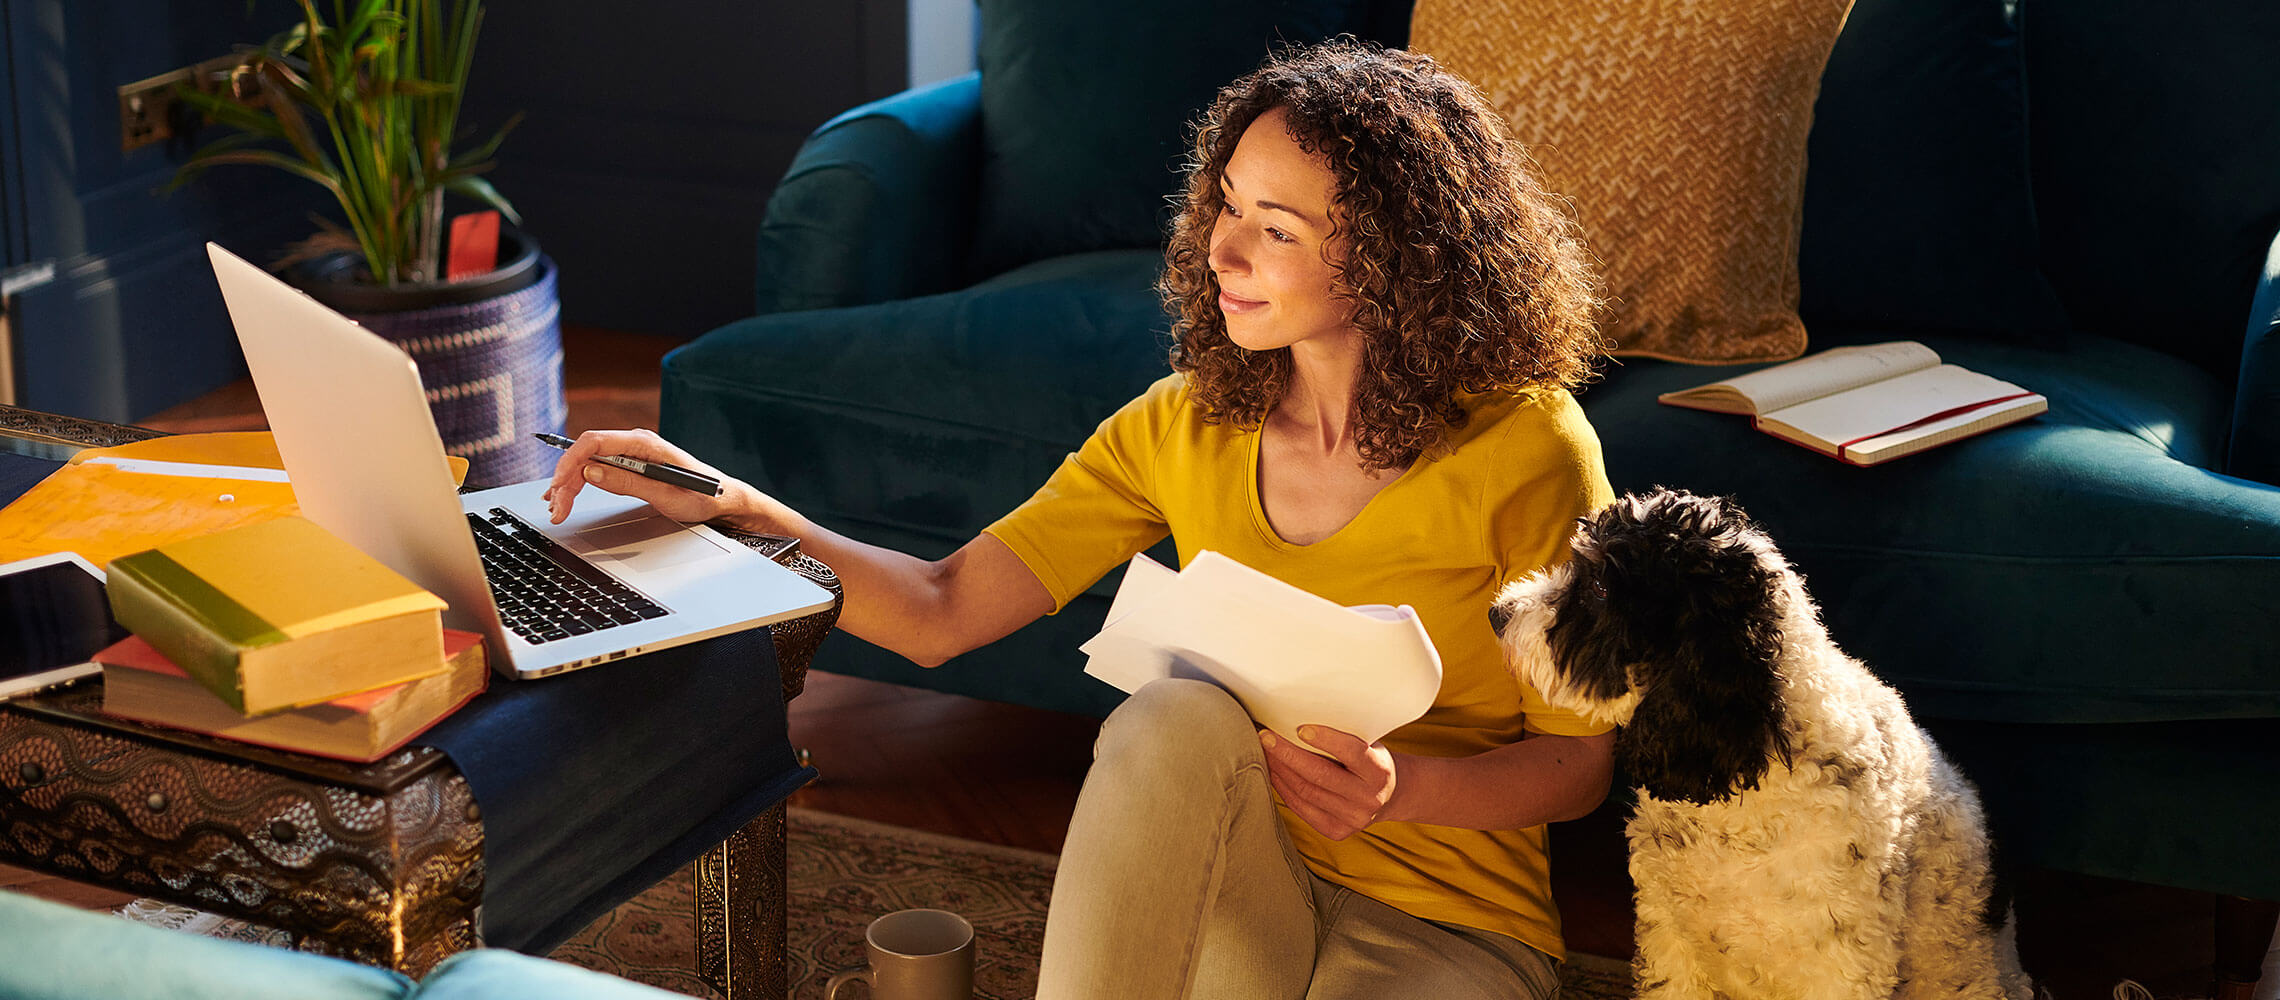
[174,0,563,488]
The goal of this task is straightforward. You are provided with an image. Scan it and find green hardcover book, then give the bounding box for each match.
[105,516,449,715]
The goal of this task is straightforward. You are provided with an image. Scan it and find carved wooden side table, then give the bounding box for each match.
[0,404,838,999]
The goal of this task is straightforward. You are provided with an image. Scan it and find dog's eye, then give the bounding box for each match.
[1590,580,1608,603]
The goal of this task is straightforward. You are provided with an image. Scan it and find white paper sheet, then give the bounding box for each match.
[81,457,291,482]
[1081,551,1442,750]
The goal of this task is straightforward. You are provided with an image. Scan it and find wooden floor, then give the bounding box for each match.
[7,325,2270,999]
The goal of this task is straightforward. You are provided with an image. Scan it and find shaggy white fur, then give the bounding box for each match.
[1493,491,2036,1000]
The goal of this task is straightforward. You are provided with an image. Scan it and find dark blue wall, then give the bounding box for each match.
[1,0,906,422]
[0,0,18,270]
[459,1,908,338]
[1,0,322,422]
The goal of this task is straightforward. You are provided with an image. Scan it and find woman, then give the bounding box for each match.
[547,40,1615,1000]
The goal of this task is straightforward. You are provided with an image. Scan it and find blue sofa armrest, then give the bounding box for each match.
[0,890,690,1000]
[754,72,982,314]
[2229,224,2280,484]
[0,890,410,1000]
[405,950,689,1000]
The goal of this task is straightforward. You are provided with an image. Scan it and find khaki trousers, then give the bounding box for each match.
[1036,679,1562,1000]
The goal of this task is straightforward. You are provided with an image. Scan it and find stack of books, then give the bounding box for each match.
[94,516,486,762]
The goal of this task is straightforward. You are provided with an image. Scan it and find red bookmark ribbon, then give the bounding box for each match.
[1836,392,2040,453]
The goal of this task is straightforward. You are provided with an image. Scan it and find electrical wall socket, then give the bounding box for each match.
[116,53,245,153]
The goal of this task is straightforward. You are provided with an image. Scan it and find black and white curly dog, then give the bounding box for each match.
[1491,489,2034,1000]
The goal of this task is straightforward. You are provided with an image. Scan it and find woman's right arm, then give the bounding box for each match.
[544,429,1055,667]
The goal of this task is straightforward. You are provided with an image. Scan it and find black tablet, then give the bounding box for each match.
[1,552,128,698]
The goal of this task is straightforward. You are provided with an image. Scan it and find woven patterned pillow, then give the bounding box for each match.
[1411,0,1854,364]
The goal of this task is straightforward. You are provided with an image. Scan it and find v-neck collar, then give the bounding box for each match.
[1244,424,1420,550]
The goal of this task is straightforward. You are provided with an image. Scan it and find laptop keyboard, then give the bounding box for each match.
[468,507,670,645]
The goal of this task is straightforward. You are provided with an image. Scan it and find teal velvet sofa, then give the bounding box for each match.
[661,0,2280,958]
[0,890,680,1000]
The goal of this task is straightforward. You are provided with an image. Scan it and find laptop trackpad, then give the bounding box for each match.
[577,516,734,575]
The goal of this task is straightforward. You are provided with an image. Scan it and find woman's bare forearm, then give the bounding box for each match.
[718,482,1053,666]
[1386,731,1615,830]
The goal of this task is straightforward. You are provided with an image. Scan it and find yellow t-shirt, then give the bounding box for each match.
[983,372,1616,959]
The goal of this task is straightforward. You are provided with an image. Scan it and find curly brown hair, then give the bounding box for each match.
[1161,39,1605,471]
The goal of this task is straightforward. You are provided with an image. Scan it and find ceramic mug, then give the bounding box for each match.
[825,908,975,1000]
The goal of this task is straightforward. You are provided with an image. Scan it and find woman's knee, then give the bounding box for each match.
[1095,678,1258,770]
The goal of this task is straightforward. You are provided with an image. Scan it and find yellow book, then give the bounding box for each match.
[105,516,449,715]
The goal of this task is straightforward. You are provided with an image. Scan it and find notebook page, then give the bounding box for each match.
[1662,341,1941,414]
[1760,365,2031,447]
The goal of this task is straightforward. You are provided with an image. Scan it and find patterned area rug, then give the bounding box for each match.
[548,809,1063,999]
[125,807,1633,999]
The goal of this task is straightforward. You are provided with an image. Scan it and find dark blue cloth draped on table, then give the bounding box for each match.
[418,626,814,954]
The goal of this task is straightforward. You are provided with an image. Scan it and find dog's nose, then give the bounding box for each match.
[1487,602,1512,634]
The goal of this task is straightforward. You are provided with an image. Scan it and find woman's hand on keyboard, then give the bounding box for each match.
[543,428,739,526]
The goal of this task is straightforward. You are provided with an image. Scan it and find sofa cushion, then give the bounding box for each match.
[1411,0,1852,364]
[407,950,689,1000]
[755,74,983,313]
[1799,0,2070,340]
[665,249,1171,714]
[666,250,1173,549]
[2021,0,2280,384]
[970,0,1387,279]
[0,890,411,1000]
[1578,329,2280,724]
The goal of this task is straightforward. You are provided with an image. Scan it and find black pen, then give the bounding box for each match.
[534,432,723,496]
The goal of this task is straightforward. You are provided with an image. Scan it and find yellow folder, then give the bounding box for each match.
[0,432,468,568]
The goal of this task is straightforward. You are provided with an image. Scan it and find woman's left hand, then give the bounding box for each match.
[1260,725,1406,840]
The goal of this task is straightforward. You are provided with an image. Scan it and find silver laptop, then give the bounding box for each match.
[206,242,834,679]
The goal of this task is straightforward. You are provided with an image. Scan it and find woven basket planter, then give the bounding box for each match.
[292,232,566,489]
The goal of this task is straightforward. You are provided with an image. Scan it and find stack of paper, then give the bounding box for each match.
[1081,551,1442,750]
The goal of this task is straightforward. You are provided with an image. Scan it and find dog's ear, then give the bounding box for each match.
[1604,492,1796,806]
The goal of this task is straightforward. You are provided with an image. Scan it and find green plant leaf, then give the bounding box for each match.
[253,68,332,169]
[447,113,519,166]
[164,133,267,192]
[172,83,288,140]
[339,0,390,51]
[444,175,520,226]
[382,78,455,98]
[170,0,515,285]
[293,0,331,91]
[265,19,310,60]
[173,149,347,198]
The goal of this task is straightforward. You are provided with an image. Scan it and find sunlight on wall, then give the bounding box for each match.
[909,0,978,88]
